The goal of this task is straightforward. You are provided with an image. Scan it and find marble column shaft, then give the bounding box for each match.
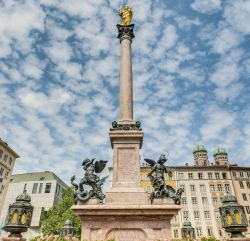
[119,33,133,122]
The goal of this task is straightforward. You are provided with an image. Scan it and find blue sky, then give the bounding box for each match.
[0,0,250,184]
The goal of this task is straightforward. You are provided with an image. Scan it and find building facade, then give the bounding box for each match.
[0,138,19,213]
[140,146,250,240]
[229,165,250,234]
[0,171,68,239]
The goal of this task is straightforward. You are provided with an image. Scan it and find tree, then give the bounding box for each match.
[41,187,81,237]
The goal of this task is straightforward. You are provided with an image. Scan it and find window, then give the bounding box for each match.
[0,167,4,176]
[146,186,151,193]
[247,182,250,189]
[190,185,195,192]
[208,172,212,179]
[140,174,144,180]
[202,197,208,205]
[215,211,220,219]
[173,229,179,239]
[225,184,230,193]
[200,184,206,192]
[222,173,227,179]
[215,172,220,179]
[182,197,187,205]
[192,197,198,205]
[0,185,4,193]
[196,227,202,237]
[194,211,200,219]
[242,193,247,201]
[45,183,52,193]
[247,172,250,178]
[207,227,213,236]
[9,157,12,166]
[178,173,184,180]
[188,173,193,179]
[32,183,38,194]
[0,150,3,159]
[180,184,185,192]
[4,171,8,179]
[57,184,61,196]
[217,184,223,192]
[38,183,43,193]
[210,184,215,192]
[246,206,250,214]
[213,197,218,204]
[198,173,203,179]
[183,211,189,220]
[3,154,8,162]
[240,171,244,177]
[232,171,236,177]
[239,181,244,189]
[204,211,210,219]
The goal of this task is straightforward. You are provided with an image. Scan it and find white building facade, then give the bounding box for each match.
[0,171,68,239]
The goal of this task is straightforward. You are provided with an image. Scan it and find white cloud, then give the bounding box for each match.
[211,28,241,54]
[200,106,236,141]
[0,1,45,57]
[224,0,250,34]
[191,0,222,14]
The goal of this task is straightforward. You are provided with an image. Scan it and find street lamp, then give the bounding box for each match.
[3,189,33,237]
[61,220,75,237]
[219,194,248,238]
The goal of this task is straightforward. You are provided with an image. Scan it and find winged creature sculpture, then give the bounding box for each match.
[71,158,108,204]
[144,154,183,204]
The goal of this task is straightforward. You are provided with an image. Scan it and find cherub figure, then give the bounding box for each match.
[71,158,108,203]
[144,154,183,204]
[118,4,133,26]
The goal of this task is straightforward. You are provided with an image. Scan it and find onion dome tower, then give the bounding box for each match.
[214,147,228,166]
[192,144,210,166]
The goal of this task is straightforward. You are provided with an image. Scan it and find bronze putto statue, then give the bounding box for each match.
[71,158,108,204]
[144,154,183,204]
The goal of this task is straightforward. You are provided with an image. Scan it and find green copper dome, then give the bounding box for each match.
[192,144,207,154]
[214,147,227,156]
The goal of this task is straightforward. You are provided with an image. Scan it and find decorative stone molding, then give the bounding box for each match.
[117,24,135,41]
[110,121,141,131]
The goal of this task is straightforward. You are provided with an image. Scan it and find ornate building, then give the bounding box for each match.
[140,146,250,240]
[0,138,19,214]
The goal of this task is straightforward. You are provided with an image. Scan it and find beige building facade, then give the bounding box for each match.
[0,138,19,213]
[0,171,68,239]
[229,166,250,234]
[140,145,250,240]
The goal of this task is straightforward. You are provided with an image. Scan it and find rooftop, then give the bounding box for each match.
[10,171,68,187]
[0,138,20,158]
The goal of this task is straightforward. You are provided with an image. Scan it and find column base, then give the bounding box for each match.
[72,203,180,241]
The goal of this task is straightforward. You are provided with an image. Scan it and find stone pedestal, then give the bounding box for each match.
[1,238,26,241]
[72,129,181,240]
[227,238,250,241]
[74,201,180,241]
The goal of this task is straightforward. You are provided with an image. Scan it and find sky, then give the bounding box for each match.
[0,0,250,184]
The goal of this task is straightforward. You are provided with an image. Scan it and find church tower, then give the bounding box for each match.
[193,144,210,166]
[214,147,228,166]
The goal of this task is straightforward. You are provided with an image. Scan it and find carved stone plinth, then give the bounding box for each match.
[73,202,180,241]
[1,237,26,241]
[227,238,250,241]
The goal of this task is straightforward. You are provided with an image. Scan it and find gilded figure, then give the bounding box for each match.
[118,4,133,26]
